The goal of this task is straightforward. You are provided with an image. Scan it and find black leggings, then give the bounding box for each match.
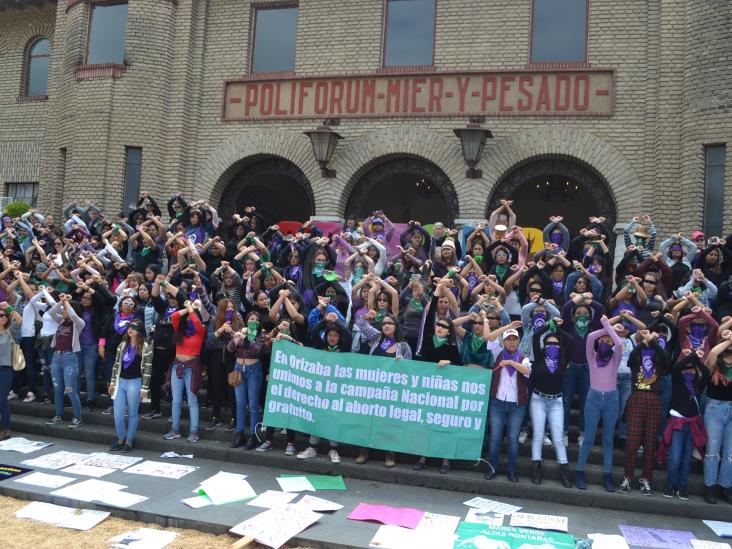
[205,346,234,419]
[149,346,175,412]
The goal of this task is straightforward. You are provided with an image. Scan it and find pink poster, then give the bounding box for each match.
[347,503,425,529]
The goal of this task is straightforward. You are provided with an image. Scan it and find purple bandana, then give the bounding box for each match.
[545,344,560,374]
[499,348,521,377]
[121,344,137,370]
[225,310,234,323]
[657,335,667,350]
[681,370,696,398]
[596,341,614,368]
[641,348,656,379]
[114,313,134,335]
[531,312,547,331]
[165,306,177,319]
[689,324,705,349]
[379,337,397,352]
[550,232,564,245]
[552,280,564,295]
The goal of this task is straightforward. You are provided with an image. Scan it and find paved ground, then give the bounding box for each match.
[0,434,728,548]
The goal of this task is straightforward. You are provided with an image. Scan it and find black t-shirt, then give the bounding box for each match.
[707,375,732,401]
[120,350,142,380]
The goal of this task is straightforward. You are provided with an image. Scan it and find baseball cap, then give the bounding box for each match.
[502,328,519,340]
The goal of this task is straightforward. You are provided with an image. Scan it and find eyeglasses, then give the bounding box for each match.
[381,321,395,326]
[54,242,63,246]
[0,314,7,318]
[485,316,499,320]
[529,288,543,293]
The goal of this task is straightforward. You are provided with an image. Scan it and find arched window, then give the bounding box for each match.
[24,38,50,97]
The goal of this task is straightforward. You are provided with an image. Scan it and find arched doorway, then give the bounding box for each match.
[218,157,314,227]
[487,157,616,235]
[346,156,459,225]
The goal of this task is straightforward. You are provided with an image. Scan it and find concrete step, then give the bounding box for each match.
[8,413,728,522]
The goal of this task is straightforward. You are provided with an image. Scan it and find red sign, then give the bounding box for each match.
[223,69,614,120]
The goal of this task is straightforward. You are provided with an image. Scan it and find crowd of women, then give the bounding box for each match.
[0,194,729,506]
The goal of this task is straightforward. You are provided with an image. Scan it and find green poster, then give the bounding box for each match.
[263,340,492,460]
[454,522,576,549]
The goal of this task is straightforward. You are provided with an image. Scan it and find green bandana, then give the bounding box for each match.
[574,316,590,337]
[495,263,509,279]
[433,334,448,348]
[327,345,339,353]
[410,297,424,312]
[473,255,484,264]
[375,309,387,323]
[246,320,259,342]
[470,334,486,354]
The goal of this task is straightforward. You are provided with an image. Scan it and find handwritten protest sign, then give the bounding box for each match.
[264,340,491,459]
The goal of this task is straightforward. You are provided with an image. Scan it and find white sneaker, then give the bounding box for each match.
[518,431,528,444]
[543,434,552,446]
[692,448,702,461]
[22,392,36,403]
[577,434,584,448]
[297,446,317,459]
[284,443,296,456]
[7,391,17,401]
[328,449,341,464]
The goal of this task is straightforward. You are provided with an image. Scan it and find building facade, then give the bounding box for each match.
[0,0,730,237]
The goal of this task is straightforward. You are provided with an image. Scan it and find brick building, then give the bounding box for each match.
[0,0,730,238]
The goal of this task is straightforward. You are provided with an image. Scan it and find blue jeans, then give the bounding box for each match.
[577,388,619,473]
[704,398,732,488]
[113,377,142,444]
[171,365,199,434]
[234,361,263,435]
[562,362,589,434]
[488,399,526,474]
[0,366,12,428]
[616,372,632,439]
[658,375,673,437]
[51,352,81,420]
[530,394,567,463]
[666,423,693,490]
[77,344,99,403]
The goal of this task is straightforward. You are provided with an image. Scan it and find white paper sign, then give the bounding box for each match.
[247,490,298,509]
[22,451,88,470]
[61,463,117,478]
[462,496,522,515]
[704,521,732,539]
[0,437,53,454]
[691,541,731,549]
[369,525,457,549]
[230,504,322,549]
[16,501,109,531]
[14,471,75,489]
[588,533,630,549]
[78,452,142,470]
[509,512,568,532]
[181,495,213,509]
[51,479,127,502]
[276,476,315,492]
[122,460,197,479]
[108,528,178,549]
[415,512,460,534]
[95,491,148,508]
[198,478,256,505]
[464,508,505,526]
[295,495,344,512]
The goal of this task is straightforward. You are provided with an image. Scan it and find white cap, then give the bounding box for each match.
[502,328,520,340]
[495,224,508,232]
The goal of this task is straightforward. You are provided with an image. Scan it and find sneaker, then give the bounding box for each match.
[577,434,584,448]
[121,444,133,453]
[68,418,83,429]
[329,449,341,464]
[617,477,631,494]
[677,488,689,501]
[639,478,653,496]
[23,392,36,403]
[297,447,318,460]
[284,443,296,456]
[7,391,17,401]
[163,431,181,440]
[518,430,528,444]
[46,415,62,425]
[142,410,161,420]
[704,485,718,504]
[186,432,199,443]
[102,406,113,415]
[225,418,236,432]
[663,486,674,498]
[542,433,552,446]
[356,449,369,464]
[206,417,222,431]
[256,441,273,452]
[384,452,396,468]
[110,441,125,452]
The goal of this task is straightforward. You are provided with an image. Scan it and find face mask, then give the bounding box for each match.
[247,320,259,341]
[473,254,484,263]
[635,237,646,247]
[689,324,706,347]
[545,343,560,374]
[550,232,563,245]
[596,341,614,367]
[280,328,290,336]
[531,312,547,331]
[353,266,364,281]
[574,316,590,335]
[225,310,234,323]
[312,260,326,276]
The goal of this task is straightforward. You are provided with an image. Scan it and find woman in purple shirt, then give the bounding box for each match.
[574,315,624,491]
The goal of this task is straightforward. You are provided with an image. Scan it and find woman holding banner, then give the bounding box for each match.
[355,310,412,467]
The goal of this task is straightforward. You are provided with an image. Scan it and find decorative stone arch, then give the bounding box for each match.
[333,126,475,219]
[472,126,641,223]
[200,129,319,209]
[487,155,618,229]
[344,154,460,225]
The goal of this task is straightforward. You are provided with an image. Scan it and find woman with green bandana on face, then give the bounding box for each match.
[560,292,603,448]
[624,215,657,260]
[226,311,269,450]
[367,274,399,324]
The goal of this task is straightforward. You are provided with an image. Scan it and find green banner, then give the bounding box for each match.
[455,522,576,549]
[263,340,492,460]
